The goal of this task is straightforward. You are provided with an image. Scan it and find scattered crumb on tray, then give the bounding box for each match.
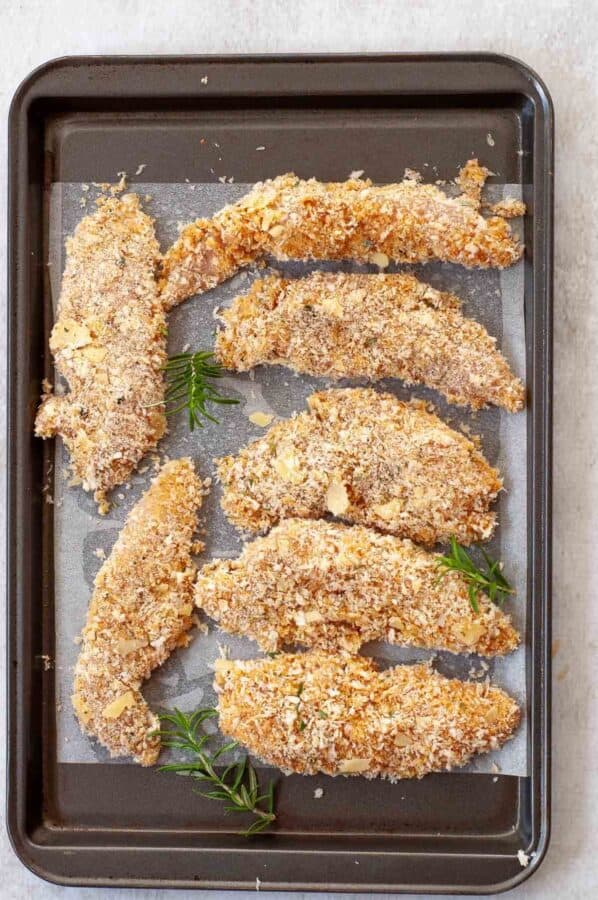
[517,849,530,868]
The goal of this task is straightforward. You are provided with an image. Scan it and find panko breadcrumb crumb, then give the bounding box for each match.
[217,387,501,545]
[35,194,166,512]
[195,518,519,655]
[72,459,206,765]
[215,652,521,779]
[215,272,525,412]
[159,160,524,308]
[487,198,527,219]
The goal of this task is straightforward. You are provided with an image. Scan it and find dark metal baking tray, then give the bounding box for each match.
[7,53,553,893]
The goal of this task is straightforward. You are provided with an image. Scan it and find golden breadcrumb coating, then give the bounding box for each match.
[195,518,519,655]
[159,160,524,308]
[215,272,525,412]
[215,652,521,780]
[72,459,206,766]
[217,388,501,545]
[486,198,527,219]
[35,194,166,512]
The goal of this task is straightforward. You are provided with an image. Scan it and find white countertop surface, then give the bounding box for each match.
[1,1,596,898]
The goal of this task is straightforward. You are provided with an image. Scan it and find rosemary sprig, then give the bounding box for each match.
[155,707,276,837]
[436,536,514,613]
[164,351,239,431]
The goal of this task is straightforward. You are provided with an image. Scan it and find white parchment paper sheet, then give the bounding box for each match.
[48,180,527,775]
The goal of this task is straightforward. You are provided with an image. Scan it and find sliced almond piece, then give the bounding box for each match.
[326,477,349,516]
[485,706,501,723]
[72,691,92,725]
[249,411,274,427]
[102,690,136,719]
[274,450,304,484]
[338,757,371,774]
[305,610,324,623]
[319,293,344,318]
[50,319,92,351]
[115,638,147,656]
[457,620,486,646]
[80,344,108,363]
[373,498,403,521]
[370,251,389,268]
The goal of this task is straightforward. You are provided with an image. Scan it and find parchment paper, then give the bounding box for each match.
[49,180,528,775]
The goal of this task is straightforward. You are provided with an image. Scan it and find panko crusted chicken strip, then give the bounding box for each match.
[72,459,206,766]
[215,272,525,412]
[217,388,502,545]
[35,194,166,513]
[195,518,519,655]
[159,160,524,308]
[215,652,521,780]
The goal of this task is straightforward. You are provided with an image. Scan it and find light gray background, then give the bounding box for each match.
[0,1,595,898]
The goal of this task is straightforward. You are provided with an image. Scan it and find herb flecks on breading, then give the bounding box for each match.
[195,518,519,655]
[215,652,521,780]
[215,271,525,412]
[159,160,524,307]
[217,387,502,545]
[72,459,207,765]
[35,194,166,512]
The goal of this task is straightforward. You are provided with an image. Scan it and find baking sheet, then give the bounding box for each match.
[49,179,528,775]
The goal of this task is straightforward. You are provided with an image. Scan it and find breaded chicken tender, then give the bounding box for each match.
[159,160,524,308]
[215,652,521,779]
[217,388,502,545]
[35,194,166,512]
[72,459,206,765]
[195,518,519,655]
[215,272,525,412]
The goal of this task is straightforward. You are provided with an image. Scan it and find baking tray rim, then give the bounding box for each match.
[6,51,553,893]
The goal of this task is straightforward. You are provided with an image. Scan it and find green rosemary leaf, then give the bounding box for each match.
[468,583,480,614]
[238,784,252,808]
[164,350,239,431]
[247,764,258,799]
[242,814,275,837]
[201,789,233,801]
[231,757,247,791]
[266,780,275,815]
[436,538,514,610]
[212,740,239,761]
[157,708,276,837]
